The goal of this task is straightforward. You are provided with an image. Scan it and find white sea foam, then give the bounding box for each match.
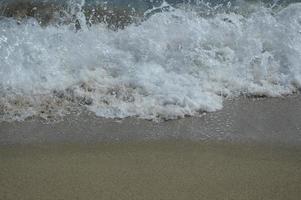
[0,1,301,121]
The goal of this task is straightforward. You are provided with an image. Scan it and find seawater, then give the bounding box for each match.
[0,0,301,121]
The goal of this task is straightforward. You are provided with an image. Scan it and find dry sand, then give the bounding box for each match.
[1,96,301,200]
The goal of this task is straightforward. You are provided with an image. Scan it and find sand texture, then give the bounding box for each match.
[1,141,301,200]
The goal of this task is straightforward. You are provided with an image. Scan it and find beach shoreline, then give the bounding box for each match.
[1,1,301,198]
[1,96,301,199]
[1,95,301,146]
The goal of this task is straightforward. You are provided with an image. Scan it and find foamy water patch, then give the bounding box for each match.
[0,2,301,121]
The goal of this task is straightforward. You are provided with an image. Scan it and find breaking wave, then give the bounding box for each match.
[0,0,301,121]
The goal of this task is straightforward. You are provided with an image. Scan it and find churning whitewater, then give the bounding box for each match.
[0,0,301,121]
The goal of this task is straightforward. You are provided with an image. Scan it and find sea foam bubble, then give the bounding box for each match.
[0,1,301,121]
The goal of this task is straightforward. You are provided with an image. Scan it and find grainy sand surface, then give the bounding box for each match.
[1,141,301,200]
[1,96,301,145]
[1,96,301,200]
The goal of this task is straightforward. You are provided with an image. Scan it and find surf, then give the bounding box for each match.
[0,0,300,121]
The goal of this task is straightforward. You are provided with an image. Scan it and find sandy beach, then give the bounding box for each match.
[1,0,301,198]
[0,141,301,200]
[1,96,301,199]
[1,96,301,145]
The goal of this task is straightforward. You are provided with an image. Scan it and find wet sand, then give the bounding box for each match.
[1,141,301,200]
[1,96,301,145]
[1,96,301,199]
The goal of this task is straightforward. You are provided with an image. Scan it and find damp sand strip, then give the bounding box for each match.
[1,96,301,199]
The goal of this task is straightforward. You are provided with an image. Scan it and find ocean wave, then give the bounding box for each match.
[0,1,301,121]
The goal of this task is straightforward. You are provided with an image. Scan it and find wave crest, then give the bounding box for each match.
[1,1,301,121]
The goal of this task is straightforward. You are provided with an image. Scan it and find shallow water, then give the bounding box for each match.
[0,0,301,121]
